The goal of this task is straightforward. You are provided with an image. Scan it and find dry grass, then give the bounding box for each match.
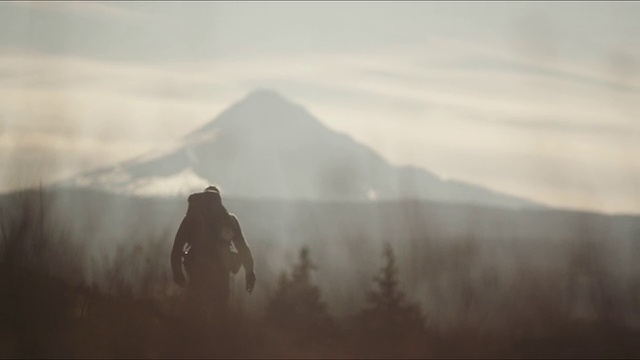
[0,189,639,358]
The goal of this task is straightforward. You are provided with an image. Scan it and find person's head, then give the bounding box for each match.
[205,185,224,209]
[204,185,220,195]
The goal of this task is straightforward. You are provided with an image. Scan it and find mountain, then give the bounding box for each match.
[62,89,538,209]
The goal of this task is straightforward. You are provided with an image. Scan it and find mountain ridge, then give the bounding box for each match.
[59,89,540,209]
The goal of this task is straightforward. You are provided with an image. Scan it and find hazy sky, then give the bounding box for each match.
[1,1,639,214]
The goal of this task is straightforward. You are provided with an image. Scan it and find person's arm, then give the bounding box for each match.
[171,216,190,287]
[229,214,256,293]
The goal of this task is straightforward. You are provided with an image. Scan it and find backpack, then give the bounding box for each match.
[182,190,241,276]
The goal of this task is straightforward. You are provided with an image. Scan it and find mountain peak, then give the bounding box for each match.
[236,88,301,116]
[68,89,538,208]
[244,88,287,103]
[186,88,323,139]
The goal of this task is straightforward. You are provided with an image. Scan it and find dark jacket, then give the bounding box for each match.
[171,190,254,284]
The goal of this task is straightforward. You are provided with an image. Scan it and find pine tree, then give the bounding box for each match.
[358,243,426,343]
[267,246,333,341]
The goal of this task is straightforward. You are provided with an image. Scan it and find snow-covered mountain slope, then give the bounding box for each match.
[62,89,538,209]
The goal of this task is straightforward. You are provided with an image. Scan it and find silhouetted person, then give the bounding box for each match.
[171,186,255,337]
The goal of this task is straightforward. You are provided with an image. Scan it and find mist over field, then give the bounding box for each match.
[1,91,639,357]
[1,1,640,358]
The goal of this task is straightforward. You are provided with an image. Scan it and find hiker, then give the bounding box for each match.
[171,185,256,328]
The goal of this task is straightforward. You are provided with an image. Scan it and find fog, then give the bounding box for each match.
[1,184,639,357]
[1,2,640,358]
[1,2,639,212]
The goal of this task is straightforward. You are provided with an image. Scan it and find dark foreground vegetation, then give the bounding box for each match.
[1,189,640,358]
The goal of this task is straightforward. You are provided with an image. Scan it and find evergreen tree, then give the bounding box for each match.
[267,246,333,341]
[358,243,426,343]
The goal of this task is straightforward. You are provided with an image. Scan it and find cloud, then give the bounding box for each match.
[7,1,160,23]
[0,131,157,192]
[0,38,638,213]
[463,115,639,140]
